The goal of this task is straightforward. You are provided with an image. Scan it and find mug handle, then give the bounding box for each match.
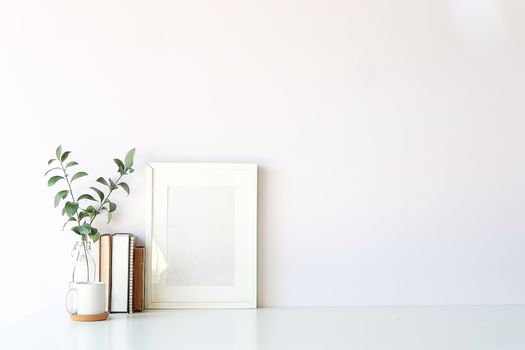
[65,287,78,315]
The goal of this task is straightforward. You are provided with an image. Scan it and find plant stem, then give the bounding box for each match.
[89,173,124,225]
[82,235,90,281]
[72,241,81,281]
[58,160,81,225]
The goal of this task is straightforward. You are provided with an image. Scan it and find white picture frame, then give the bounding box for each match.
[145,163,257,309]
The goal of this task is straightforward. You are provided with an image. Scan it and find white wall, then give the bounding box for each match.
[1,0,524,326]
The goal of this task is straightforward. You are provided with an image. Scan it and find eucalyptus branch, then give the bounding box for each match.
[58,156,81,225]
[46,146,135,243]
[88,172,123,225]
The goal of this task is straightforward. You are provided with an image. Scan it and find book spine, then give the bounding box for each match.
[108,236,112,312]
[141,247,145,310]
[98,234,112,312]
[128,235,136,313]
[133,247,145,312]
[98,238,102,282]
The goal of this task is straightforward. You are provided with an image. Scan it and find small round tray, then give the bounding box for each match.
[70,312,109,322]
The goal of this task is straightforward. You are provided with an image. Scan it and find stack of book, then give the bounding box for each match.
[99,233,145,313]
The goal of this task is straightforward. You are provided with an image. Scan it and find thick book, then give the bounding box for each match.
[133,246,145,312]
[110,233,134,313]
[98,234,112,312]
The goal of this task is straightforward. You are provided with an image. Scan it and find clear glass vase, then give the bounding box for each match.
[71,236,96,283]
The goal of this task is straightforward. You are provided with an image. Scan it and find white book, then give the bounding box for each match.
[110,233,130,313]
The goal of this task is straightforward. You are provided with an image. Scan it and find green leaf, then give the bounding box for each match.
[45,167,61,176]
[78,193,96,201]
[55,145,62,159]
[107,211,113,224]
[124,148,135,169]
[90,229,100,243]
[90,187,105,202]
[48,175,64,187]
[78,211,89,221]
[128,168,135,173]
[61,151,71,162]
[62,217,76,231]
[64,201,79,217]
[66,161,78,168]
[109,178,118,190]
[54,190,69,208]
[71,224,92,235]
[78,224,92,235]
[109,201,117,212]
[85,205,97,217]
[113,159,125,174]
[48,159,56,165]
[118,182,130,195]
[71,171,88,182]
[96,177,109,186]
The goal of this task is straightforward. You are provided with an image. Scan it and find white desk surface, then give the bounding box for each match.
[1,305,524,350]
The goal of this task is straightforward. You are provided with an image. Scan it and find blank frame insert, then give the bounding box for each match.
[146,163,257,309]
[166,186,236,286]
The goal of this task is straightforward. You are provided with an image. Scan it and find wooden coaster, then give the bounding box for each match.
[70,312,109,322]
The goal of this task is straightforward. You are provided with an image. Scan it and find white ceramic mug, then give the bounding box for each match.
[65,282,106,315]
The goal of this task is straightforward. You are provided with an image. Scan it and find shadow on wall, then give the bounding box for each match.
[257,165,269,307]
